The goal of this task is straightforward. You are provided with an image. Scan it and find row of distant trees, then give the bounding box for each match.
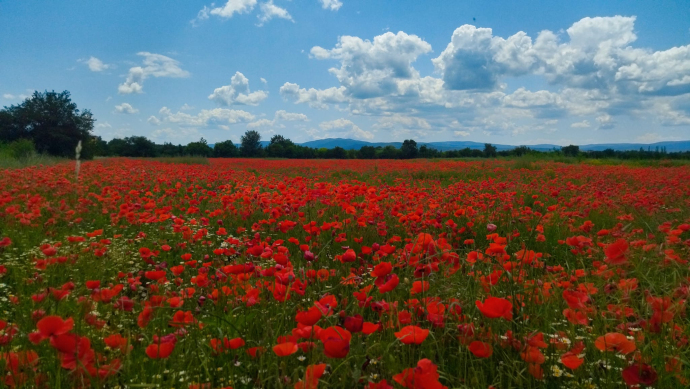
[92,131,689,160]
[1,90,689,161]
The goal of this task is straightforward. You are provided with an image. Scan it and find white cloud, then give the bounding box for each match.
[194,0,257,24]
[374,115,431,130]
[310,31,432,98]
[280,82,347,108]
[257,1,293,26]
[247,119,274,128]
[454,131,470,137]
[208,72,268,106]
[636,132,662,143]
[148,116,161,125]
[433,25,539,90]
[596,114,616,129]
[260,77,267,84]
[159,106,255,127]
[150,127,203,143]
[81,56,110,72]
[118,52,190,94]
[275,110,309,121]
[247,110,309,128]
[319,118,374,139]
[571,120,591,128]
[96,122,112,129]
[2,93,30,100]
[319,0,342,11]
[114,103,139,114]
[503,88,566,118]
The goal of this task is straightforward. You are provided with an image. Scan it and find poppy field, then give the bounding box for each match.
[1,157,690,389]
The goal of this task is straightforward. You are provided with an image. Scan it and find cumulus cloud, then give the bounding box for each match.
[148,116,161,125]
[275,110,309,121]
[247,110,309,128]
[432,16,690,98]
[280,82,347,108]
[194,0,257,24]
[118,52,190,94]
[318,118,373,139]
[2,93,30,100]
[571,120,591,128]
[310,31,432,98]
[209,72,268,106]
[432,25,539,90]
[81,56,110,72]
[319,0,342,11]
[596,114,616,129]
[150,127,203,143]
[158,106,255,127]
[257,1,293,26]
[503,88,566,118]
[114,103,139,114]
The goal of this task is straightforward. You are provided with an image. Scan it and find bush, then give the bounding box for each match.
[8,139,35,159]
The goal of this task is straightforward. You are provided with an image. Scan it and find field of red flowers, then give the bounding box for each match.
[0,158,689,388]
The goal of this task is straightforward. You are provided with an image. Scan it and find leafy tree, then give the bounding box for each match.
[483,143,497,158]
[213,140,239,157]
[240,130,262,157]
[400,139,418,159]
[358,146,376,159]
[326,146,347,159]
[561,144,580,157]
[107,136,156,157]
[185,138,213,157]
[0,90,94,158]
[513,145,531,157]
[85,135,108,157]
[379,145,400,159]
[266,135,296,158]
[158,142,184,157]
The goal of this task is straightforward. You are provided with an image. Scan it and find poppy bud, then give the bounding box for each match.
[304,251,315,262]
[487,223,497,232]
[372,243,380,251]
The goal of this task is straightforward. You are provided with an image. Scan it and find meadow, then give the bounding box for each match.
[0,157,689,388]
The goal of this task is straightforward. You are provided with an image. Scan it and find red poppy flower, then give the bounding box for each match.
[468,341,493,358]
[393,358,447,389]
[594,333,636,354]
[104,334,130,353]
[146,342,175,359]
[376,274,399,293]
[294,363,327,389]
[273,342,298,357]
[560,341,585,370]
[296,306,323,326]
[475,297,513,320]
[604,239,629,265]
[29,316,74,343]
[622,363,657,386]
[362,322,381,335]
[395,325,429,345]
[320,326,351,359]
[410,281,429,295]
[344,314,364,333]
[371,262,392,278]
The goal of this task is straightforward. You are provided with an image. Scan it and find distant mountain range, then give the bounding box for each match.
[211,138,690,152]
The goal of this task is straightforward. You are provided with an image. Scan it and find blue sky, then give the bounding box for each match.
[1,0,689,146]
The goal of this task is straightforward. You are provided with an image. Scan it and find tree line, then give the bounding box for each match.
[2,90,689,161]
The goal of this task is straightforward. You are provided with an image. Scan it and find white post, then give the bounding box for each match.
[75,140,82,181]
